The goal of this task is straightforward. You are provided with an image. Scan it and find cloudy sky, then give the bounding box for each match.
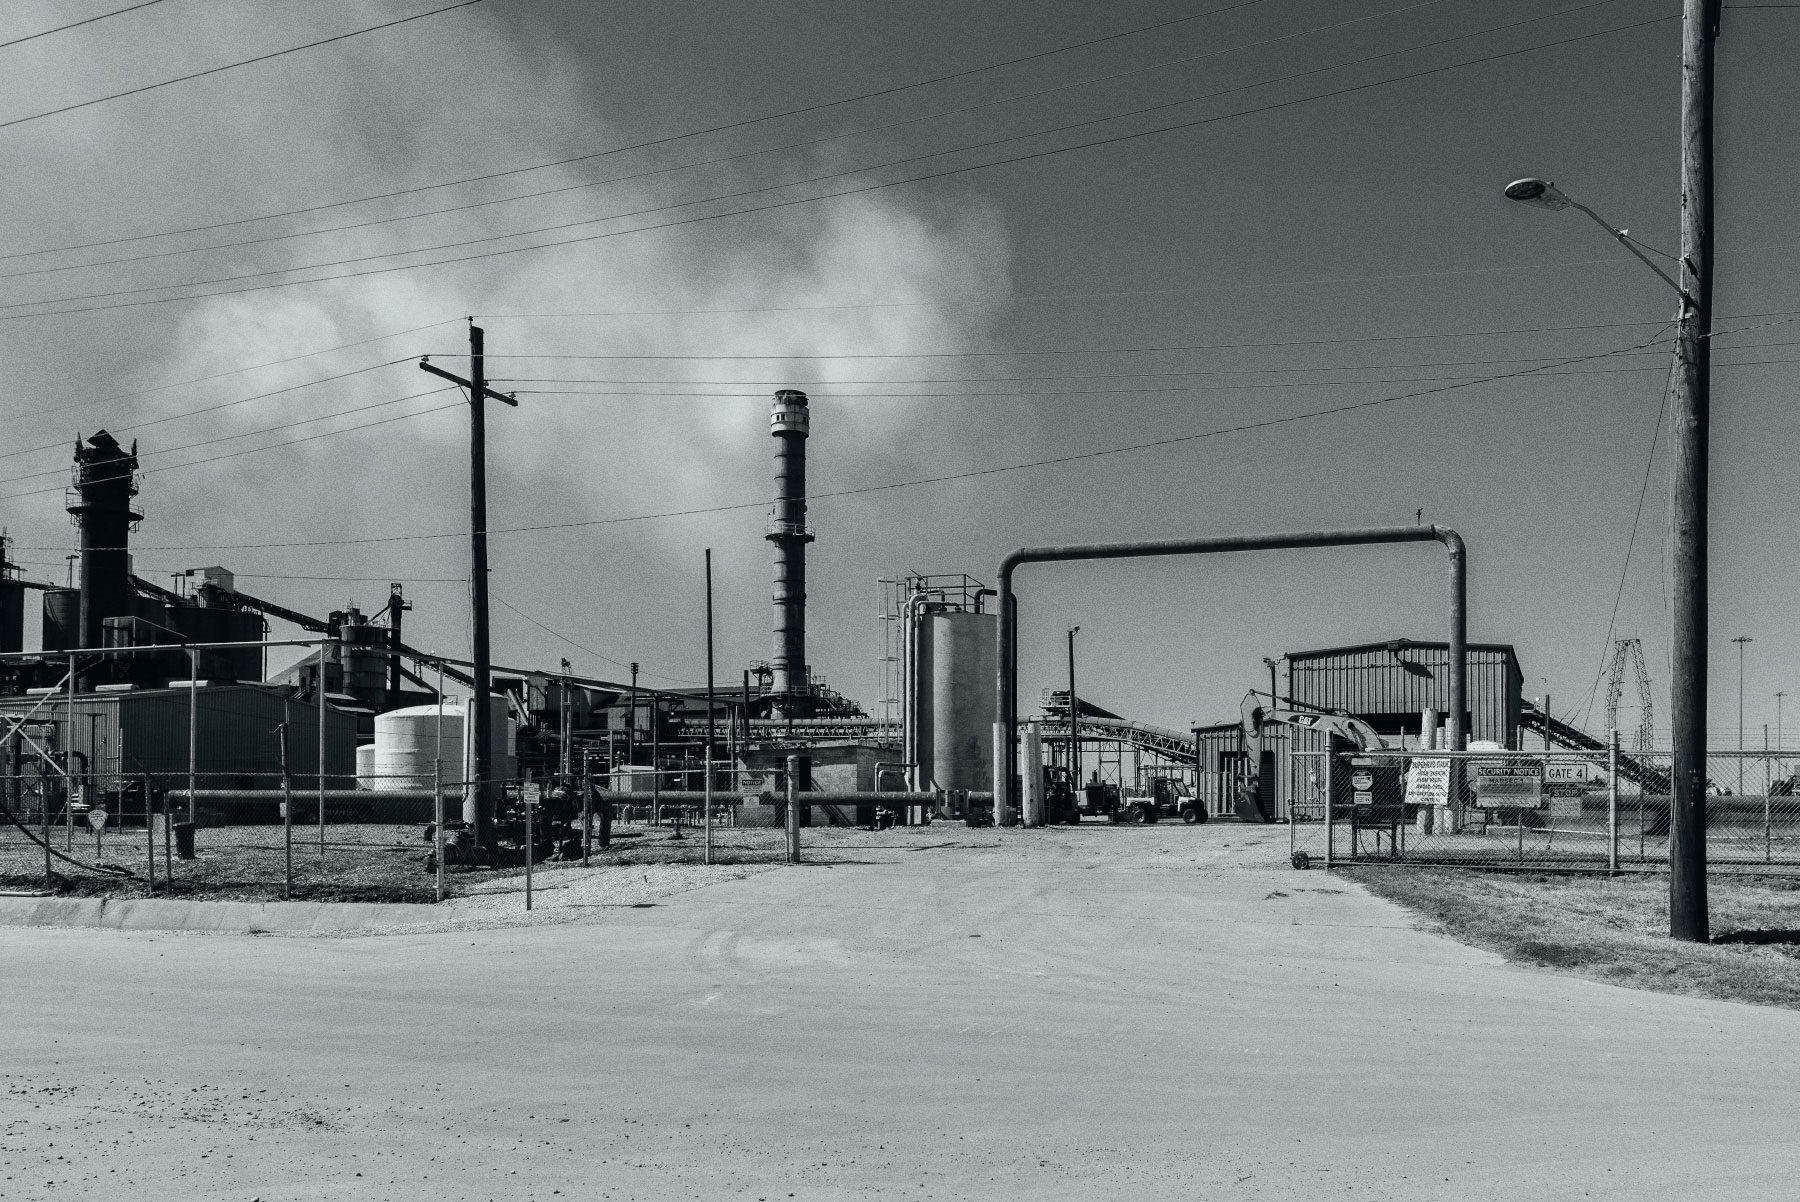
[0,0,1795,744]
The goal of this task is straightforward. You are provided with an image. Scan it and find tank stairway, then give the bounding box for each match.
[1518,700,1669,792]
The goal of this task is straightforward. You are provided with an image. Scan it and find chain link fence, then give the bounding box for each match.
[1287,748,1800,873]
[0,763,901,900]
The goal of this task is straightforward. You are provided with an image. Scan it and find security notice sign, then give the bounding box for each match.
[1471,763,1545,809]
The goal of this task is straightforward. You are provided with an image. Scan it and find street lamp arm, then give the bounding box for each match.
[1564,199,1693,306]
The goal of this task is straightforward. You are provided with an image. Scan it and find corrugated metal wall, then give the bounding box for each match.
[1284,641,1521,746]
[0,685,357,785]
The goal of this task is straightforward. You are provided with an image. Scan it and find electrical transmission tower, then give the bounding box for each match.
[1603,638,1656,752]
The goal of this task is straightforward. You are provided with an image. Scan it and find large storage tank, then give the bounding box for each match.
[373,704,465,792]
[355,743,378,790]
[370,703,515,795]
[917,610,997,792]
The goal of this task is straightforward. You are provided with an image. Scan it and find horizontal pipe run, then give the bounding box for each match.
[996,525,1467,825]
[598,790,966,806]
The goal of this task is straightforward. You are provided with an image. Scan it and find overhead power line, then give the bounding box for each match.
[0,0,1276,262]
[9,327,1673,555]
[0,0,484,134]
[0,0,1461,282]
[0,0,168,52]
[0,7,1676,323]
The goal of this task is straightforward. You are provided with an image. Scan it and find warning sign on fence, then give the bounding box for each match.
[1472,763,1545,809]
[1404,758,1451,809]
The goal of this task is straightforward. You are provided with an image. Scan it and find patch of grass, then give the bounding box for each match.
[1347,866,1800,1010]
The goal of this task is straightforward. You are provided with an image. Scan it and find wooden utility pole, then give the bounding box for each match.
[419,322,517,851]
[1668,0,1718,943]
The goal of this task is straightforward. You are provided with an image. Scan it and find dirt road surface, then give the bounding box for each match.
[5,824,1797,1199]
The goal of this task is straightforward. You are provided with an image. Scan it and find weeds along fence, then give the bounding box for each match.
[1287,748,1800,874]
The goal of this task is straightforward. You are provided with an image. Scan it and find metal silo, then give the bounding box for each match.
[41,588,80,652]
[921,610,997,792]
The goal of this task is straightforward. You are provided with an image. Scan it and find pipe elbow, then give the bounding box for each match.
[1430,525,1465,558]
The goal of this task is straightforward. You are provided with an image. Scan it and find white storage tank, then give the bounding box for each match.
[918,610,997,792]
[373,704,464,793]
[355,743,377,791]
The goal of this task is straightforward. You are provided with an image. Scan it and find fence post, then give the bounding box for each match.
[434,660,445,903]
[1608,730,1619,874]
[524,782,534,912]
[1323,749,1334,870]
[157,774,170,887]
[279,719,293,901]
[143,773,155,895]
[316,642,327,859]
[581,752,591,867]
[703,756,714,866]
[186,647,197,824]
[785,754,801,865]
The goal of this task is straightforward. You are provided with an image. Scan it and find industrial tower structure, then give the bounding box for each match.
[766,389,812,720]
[1603,637,1657,752]
[68,431,141,653]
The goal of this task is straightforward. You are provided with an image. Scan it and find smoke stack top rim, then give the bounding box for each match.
[770,388,809,435]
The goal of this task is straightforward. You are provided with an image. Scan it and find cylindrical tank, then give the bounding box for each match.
[355,744,377,790]
[373,704,467,793]
[334,613,387,701]
[42,588,80,652]
[923,610,997,792]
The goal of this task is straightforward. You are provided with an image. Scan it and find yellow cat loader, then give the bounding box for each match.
[1234,694,1384,823]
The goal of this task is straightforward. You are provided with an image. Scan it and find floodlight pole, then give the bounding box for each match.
[420,323,518,851]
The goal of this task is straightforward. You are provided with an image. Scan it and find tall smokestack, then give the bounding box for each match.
[68,430,141,650]
[766,389,812,720]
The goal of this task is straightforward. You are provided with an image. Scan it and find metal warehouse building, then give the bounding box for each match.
[1,683,358,791]
[1191,638,1524,821]
[1285,639,1522,748]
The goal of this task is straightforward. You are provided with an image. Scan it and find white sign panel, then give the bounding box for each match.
[1404,757,1451,809]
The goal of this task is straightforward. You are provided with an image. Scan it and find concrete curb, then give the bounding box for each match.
[0,895,445,934]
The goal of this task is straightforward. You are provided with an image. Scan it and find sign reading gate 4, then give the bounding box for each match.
[1471,763,1545,809]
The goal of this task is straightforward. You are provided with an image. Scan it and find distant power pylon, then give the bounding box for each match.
[1603,638,1656,752]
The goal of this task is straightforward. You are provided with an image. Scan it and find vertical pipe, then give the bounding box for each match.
[65,653,76,851]
[651,700,660,825]
[160,772,171,886]
[1667,0,1716,943]
[525,786,534,911]
[785,752,801,864]
[581,745,592,867]
[994,574,1014,827]
[1609,729,1620,873]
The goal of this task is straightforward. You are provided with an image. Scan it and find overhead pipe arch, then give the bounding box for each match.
[993,526,1467,826]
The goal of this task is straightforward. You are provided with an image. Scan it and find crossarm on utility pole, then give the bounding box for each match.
[418,358,519,405]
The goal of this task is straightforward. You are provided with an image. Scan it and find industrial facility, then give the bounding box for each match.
[0,395,1560,872]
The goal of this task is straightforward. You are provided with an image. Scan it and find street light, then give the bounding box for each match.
[1505,168,1714,942]
[1503,179,1689,302]
[1733,635,1752,794]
